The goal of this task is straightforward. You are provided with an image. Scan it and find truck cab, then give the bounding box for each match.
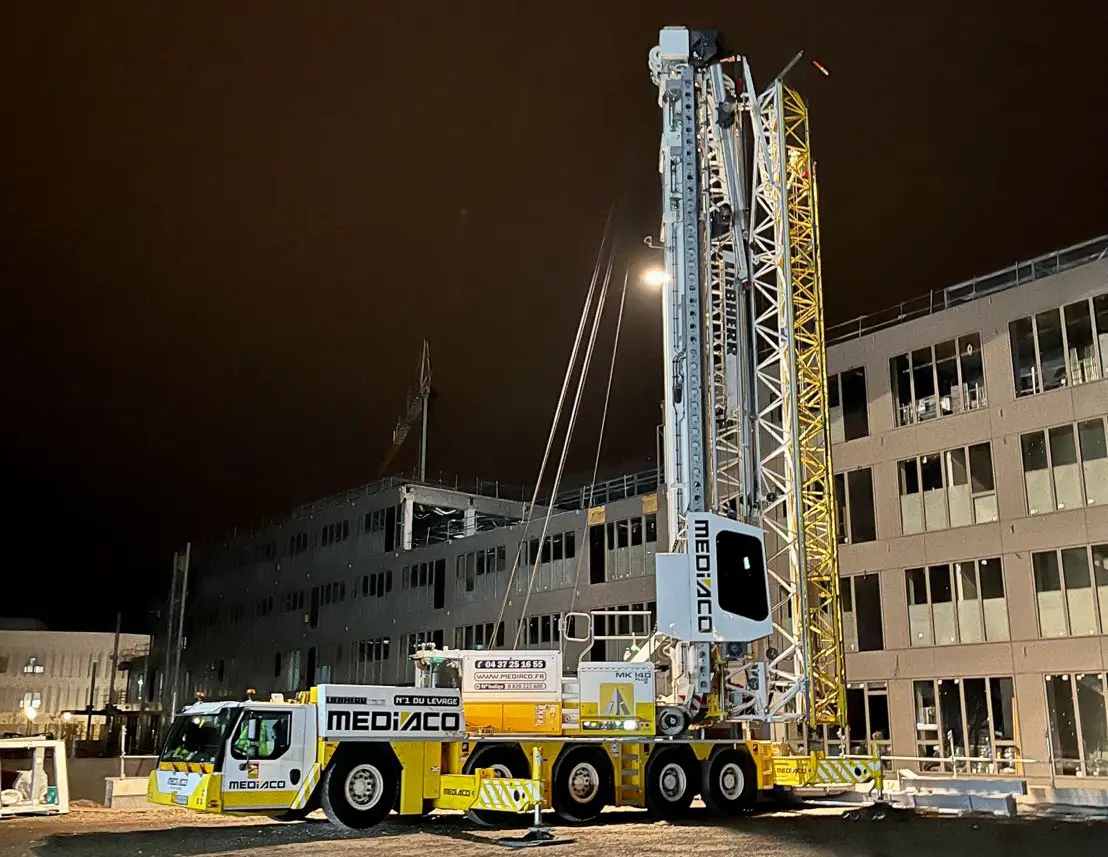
[149,699,317,819]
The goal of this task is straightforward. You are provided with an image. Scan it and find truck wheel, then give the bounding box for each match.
[701,747,757,816]
[463,744,530,828]
[321,747,398,830]
[551,746,610,824]
[644,746,696,820]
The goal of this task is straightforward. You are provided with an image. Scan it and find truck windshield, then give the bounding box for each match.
[160,709,237,766]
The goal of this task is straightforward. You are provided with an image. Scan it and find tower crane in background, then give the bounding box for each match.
[377,339,433,480]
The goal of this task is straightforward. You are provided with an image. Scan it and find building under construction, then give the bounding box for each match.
[162,234,1107,785]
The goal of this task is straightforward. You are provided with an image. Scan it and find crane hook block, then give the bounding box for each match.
[654,512,772,644]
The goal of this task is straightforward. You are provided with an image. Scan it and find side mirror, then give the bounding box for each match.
[246,718,259,742]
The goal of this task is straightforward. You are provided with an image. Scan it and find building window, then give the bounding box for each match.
[1021,418,1108,515]
[841,574,883,652]
[913,677,1019,774]
[833,468,877,544]
[828,367,869,442]
[1011,294,1108,396]
[898,442,998,534]
[1045,672,1108,777]
[844,682,892,759]
[1033,544,1108,638]
[890,333,986,427]
[21,658,44,676]
[906,558,1007,647]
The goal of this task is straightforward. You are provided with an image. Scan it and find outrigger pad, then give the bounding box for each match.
[494,827,576,849]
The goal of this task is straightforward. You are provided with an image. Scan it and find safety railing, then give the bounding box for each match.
[827,233,1108,346]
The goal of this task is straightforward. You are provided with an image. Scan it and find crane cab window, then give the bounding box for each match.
[230,710,292,761]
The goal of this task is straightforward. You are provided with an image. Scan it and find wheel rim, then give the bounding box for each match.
[658,761,687,801]
[566,761,600,804]
[344,763,384,810]
[717,761,744,801]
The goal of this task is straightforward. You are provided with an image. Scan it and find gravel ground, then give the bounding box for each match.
[1,805,1105,857]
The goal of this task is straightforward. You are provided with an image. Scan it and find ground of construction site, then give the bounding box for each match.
[2,805,1106,857]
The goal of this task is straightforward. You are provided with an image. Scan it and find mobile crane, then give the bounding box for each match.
[147,27,880,831]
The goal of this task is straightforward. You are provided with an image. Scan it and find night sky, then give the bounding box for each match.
[2,2,1106,633]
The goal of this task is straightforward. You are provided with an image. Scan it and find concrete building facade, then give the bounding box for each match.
[0,627,151,736]
[176,235,1108,783]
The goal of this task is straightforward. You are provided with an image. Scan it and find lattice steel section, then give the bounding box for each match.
[781,85,846,728]
[746,73,807,720]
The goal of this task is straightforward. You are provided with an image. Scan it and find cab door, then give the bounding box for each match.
[221,706,313,812]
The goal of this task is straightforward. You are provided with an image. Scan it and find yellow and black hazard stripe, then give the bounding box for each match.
[472,778,542,813]
[158,761,214,773]
[813,756,882,786]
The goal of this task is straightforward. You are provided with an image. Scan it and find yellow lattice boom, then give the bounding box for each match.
[782,85,847,728]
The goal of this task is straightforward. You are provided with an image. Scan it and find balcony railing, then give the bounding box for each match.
[827,234,1108,347]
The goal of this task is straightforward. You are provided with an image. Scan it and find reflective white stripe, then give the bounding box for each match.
[291,764,321,810]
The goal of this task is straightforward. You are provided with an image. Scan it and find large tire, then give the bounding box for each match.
[700,747,758,816]
[320,746,398,831]
[644,746,696,820]
[551,745,611,824]
[462,744,531,828]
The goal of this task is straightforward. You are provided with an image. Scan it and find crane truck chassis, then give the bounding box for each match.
[149,662,882,829]
[150,24,885,831]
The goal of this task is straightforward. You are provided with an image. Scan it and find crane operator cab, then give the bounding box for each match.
[150,698,315,817]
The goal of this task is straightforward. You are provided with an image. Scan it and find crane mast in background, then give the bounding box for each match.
[377,339,433,480]
[648,28,845,731]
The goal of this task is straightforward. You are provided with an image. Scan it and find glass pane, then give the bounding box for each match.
[962,678,989,759]
[1045,674,1080,774]
[1078,419,1108,506]
[1009,316,1038,396]
[1034,550,1067,637]
[989,677,1016,741]
[958,332,986,410]
[1049,425,1083,510]
[841,367,869,440]
[899,459,923,535]
[1020,431,1051,515]
[955,562,983,644]
[906,568,932,647]
[1064,299,1099,385]
[1095,294,1108,377]
[929,565,957,645]
[847,469,877,542]
[1075,674,1108,775]
[854,574,884,652]
[1062,547,1098,636]
[1036,308,1066,391]
[891,354,913,426]
[979,558,1009,641]
[935,341,959,416]
[921,456,948,531]
[938,679,965,754]
[945,448,973,528]
[912,347,937,421]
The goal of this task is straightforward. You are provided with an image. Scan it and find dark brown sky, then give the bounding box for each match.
[2,2,1106,632]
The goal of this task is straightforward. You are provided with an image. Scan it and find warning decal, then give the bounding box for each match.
[600,683,633,717]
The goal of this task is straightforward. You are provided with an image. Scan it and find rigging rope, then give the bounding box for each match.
[513,247,615,648]
[489,206,616,650]
[560,267,629,660]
